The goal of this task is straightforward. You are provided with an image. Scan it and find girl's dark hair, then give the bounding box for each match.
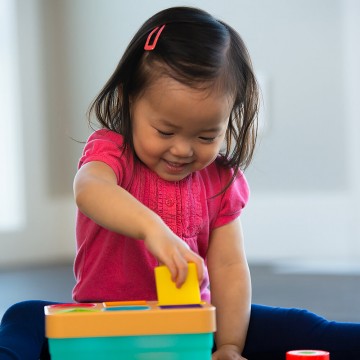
[88,6,259,189]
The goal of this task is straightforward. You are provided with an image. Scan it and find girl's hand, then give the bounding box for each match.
[143,223,205,288]
[212,344,247,360]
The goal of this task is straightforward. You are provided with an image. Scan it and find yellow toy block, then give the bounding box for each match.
[155,262,201,305]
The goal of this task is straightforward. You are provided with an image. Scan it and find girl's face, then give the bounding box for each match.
[131,77,233,181]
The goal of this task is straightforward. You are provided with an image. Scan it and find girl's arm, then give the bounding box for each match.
[74,161,204,287]
[207,218,251,360]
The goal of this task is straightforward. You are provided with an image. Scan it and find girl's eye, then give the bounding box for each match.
[157,130,174,137]
[199,136,216,143]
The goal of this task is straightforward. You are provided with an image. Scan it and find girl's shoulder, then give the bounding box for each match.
[200,159,250,229]
[79,129,133,184]
[200,158,249,195]
[86,128,124,145]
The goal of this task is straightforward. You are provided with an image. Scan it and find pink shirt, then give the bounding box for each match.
[73,129,249,303]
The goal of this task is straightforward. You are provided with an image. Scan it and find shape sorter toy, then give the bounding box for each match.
[45,263,216,360]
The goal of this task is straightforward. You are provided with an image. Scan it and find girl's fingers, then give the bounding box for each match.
[172,251,190,288]
[182,251,205,283]
[154,238,205,288]
[163,257,178,285]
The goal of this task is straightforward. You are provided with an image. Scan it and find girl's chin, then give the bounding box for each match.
[157,171,190,182]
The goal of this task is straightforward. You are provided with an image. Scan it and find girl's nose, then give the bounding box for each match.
[170,138,194,158]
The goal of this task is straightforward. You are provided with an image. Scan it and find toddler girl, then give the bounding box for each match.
[1,6,360,360]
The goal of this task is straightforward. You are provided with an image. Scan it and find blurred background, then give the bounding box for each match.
[1,0,359,319]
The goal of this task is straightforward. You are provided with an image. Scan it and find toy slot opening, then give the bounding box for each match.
[104,305,150,311]
[49,303,97,309]
[159,304,203,309]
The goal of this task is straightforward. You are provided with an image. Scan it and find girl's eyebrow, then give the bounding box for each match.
[159,119,224,133]
[158,119,180,129]
[201,127,223,133]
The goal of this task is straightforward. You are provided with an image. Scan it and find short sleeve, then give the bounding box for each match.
[212,168,250,229]
[78,129,132,185]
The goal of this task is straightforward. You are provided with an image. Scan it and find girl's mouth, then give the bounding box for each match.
[163,160,189,173]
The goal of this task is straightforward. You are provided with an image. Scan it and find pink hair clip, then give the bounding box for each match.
[144,24,166,51]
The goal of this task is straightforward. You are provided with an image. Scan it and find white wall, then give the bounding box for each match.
[243,0,360,265]
[0,0,76,266]
[0,0,359,267]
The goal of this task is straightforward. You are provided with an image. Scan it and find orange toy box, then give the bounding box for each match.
[45,264,216,360]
